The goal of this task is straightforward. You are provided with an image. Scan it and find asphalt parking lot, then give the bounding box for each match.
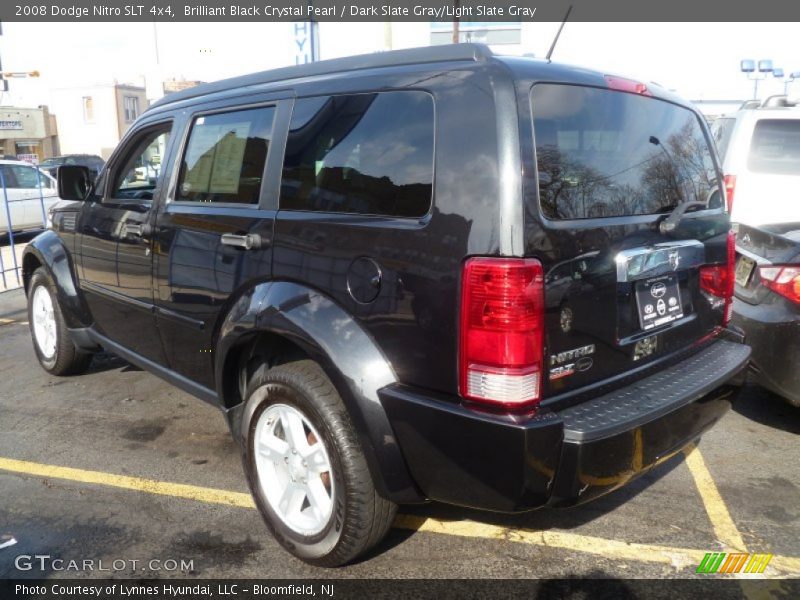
[0,285,798,588]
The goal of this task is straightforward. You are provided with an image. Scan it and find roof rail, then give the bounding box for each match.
[761,94,792,108]
[148,43,494,112]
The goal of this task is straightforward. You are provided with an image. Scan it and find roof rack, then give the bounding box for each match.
[761,95,794,108]
[148,43,494,112]
[740,99,761,110]
[741,95,800,110]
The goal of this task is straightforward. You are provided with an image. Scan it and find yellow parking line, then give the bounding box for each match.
[0,457,255,509]
[1,456,798,575]
[0,318,27,326]
[683,444,748,552]
[393,514,708,567]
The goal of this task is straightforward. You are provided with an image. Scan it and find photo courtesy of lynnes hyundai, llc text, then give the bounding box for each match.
[24,43,750,566]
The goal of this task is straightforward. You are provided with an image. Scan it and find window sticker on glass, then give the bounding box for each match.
[182,122,251,195]
[209,123,250,194]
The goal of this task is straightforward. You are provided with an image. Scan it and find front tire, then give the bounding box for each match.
[27,268,92,375]
[242,359,397,566]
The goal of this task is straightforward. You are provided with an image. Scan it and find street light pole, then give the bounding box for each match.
[741,59,774,101]
[786,72,800,95]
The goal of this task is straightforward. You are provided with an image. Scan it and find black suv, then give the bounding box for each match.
[39,154,105,181]
[23,44,750,566]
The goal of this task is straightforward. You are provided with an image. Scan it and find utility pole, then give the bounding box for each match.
[0,26,6,103]
[452,0,460,43]
[383,21,393,51]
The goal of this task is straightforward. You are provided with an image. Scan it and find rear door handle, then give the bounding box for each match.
[124,223,152,237]
[220,233,263,250]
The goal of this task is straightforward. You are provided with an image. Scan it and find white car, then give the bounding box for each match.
[710,96,800,227]
[0,159,59,233]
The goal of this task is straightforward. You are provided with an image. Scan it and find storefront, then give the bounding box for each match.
[0,106,59,164]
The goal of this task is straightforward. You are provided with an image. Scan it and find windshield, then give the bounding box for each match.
[531,84,721,220]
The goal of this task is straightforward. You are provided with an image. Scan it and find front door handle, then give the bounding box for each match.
[220,233,263,250]
[124,223,152,237]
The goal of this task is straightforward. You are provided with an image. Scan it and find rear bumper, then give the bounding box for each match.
[379,339,750,512]
[732,298,800,405]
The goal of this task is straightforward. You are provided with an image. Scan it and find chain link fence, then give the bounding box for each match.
[1,163,56,292]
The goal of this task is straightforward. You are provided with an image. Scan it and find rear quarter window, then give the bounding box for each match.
[531,84,721,220]
[748,119,800,176]
[280,91,434,218]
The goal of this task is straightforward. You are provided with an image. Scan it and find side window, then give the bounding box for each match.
[710,117,735,162]
[39,171,54,189]
[176,106,275,205]
[280,91,434,218]
[0,165,17,187]
[111,125,172,200]
[7,165,43,189]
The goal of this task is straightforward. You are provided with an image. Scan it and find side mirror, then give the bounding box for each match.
[57,165,91,201]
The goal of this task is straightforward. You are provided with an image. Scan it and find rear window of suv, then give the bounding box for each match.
[748,119,800,176]
[531,84,721,220]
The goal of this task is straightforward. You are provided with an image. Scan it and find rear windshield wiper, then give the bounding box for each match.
[659,201,706,234]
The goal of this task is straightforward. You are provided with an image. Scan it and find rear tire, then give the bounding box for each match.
[242,359,397,566]
[27,268,93,376]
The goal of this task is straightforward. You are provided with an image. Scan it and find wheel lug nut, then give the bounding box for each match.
[292,449,297,455]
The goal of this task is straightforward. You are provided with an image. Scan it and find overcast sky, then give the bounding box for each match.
[1,21,798,106]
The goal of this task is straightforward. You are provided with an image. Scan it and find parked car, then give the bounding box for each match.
[0,159,59,233]
[22,44,750,566]
[710,96,800,226]
[544,251,599,335]
[732,222,800,406]
[40,154,105,181]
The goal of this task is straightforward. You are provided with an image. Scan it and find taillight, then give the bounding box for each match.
[724,175,736,213]
[604,75,651,96]
[699,230,736,325]
[459,257,544,411]
[759,265,800,304]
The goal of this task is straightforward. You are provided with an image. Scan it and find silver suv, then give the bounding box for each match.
[710,96,800,227]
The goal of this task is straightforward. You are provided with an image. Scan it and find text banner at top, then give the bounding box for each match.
[3,0,800,22]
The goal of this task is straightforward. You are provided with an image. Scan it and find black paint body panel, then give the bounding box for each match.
[22,44,751,511]
[380,340,748,512]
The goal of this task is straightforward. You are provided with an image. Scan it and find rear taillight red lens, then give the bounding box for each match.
[459,257,544,411]
[759,265,800,304]
[699,230,736,325]
[724,175,736,213]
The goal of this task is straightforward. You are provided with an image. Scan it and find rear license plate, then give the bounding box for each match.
[635,274,684,331]
[735,255,756,287]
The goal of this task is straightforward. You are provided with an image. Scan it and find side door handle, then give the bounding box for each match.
[220,233,263,250]
[124,223,153,237]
